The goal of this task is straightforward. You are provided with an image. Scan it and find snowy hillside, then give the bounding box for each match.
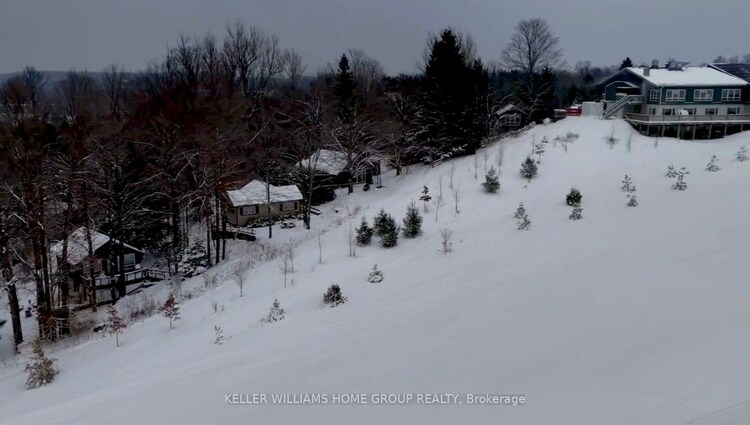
[2,117,750,425]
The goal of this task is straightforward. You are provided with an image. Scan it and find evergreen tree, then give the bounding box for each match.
[672,172,688,191]
[627,194,639,207]
[162,293,181,330]
[619,57,634,70]
[569,205,583,221]
[482,167,501,193]
[107,305,126,347]
[566,188,582,206]
[368,265,384,283]
[355,216,374,246]
[736,146,748,162]
[514,202,527,219]
[214,325,224,345]
[323,284,347,307]
[520,156,538,180]
[380,214,400,248]
[402,201,423,238]
[705,155,721,172]
[515,203,531,230]
[264,299,286,323]
[373,209,389,236]
[334,54,357,125]
[621,174,636,193]
[25,340,57,389]
[419,29,489,156]
[666,164,679,178]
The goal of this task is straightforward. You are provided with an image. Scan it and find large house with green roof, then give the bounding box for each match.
[598,62,750,139]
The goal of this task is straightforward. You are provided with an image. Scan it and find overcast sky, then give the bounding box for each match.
[1,0,749,75]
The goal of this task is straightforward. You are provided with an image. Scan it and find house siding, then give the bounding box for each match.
[230,201,300,226]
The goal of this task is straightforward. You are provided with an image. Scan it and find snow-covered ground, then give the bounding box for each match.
[2,117,750,425]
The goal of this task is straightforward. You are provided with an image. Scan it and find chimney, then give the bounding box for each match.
[643,66,650,77]
[651,59,659,69]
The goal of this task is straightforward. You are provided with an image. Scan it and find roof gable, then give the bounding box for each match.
[50,227,144,267]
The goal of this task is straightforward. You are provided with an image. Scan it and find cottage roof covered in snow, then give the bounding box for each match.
[50,227,144,267]
[625,66,749,87]
[226,180,303,207]
[298,149,349,176]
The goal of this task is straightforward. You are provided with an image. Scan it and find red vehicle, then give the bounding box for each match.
[566,105,582,116]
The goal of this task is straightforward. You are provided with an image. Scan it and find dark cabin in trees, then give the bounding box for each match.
[495,104,527,133]
[50,227,147,304]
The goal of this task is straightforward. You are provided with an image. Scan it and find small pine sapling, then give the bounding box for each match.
[402,201,422,238]
[380,214,400,248]
[264,299,286,322]
[566,188,582,206]
[665,164,678,178]
[373,209,389,236]
[355,216,374,246]
[323,284,347,307]
[214,325,224,345]
[569,205,583,221]
[368,265,384,283]
[24,340,57,389]
[736,146,748,162]
[705,155,721,172]
[516,203,531,230]
[621,175,636,193]
[482,167,501,193]
[520,156,538,181]
[627,194,639,207]
[161,293,181,330]
[107,305,126,347]
[672,171,688,191]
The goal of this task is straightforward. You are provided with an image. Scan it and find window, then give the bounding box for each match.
[649,89,661,102]
[679,108,696,115]
[662,108,675,116]
[665,89,686,102]
[693,89,713,102]
[727,107,741,115]
[504,114,521,126]
[280,201,296,212]
[123,253,136,271]
[649,107,657,116]
[721,89,741,102]
[240,205,258,216]
[705,107,717,115]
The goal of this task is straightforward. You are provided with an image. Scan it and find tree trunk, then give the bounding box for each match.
[205,220,212,267]
[7,283,23,347]
[0,209,23,346]
[214,194,221,265]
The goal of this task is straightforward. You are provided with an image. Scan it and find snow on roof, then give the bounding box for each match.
[298,149,349,176]
[495,104,519,116]
[226,180,303,207]
[626,66,749,87]
[50,227,144,267]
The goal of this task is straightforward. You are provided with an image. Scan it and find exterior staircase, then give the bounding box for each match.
[601,95,643,119]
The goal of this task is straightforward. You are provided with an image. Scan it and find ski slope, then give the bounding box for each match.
[2,117,750,425]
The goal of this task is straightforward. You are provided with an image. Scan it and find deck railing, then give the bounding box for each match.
[625,113,750,124]
[93,268,169,287]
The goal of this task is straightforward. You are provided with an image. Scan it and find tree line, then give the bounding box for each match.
[0,18,619,348]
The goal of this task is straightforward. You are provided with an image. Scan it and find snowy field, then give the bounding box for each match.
[2,117,750,424]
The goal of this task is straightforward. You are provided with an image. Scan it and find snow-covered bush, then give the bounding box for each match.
[737,146,748,162]
[355,216,374,246]
[520,156,538,181]
[25,340,57,389]
[178,242,208,278]
[514,202,526,220]
[665,164,679,178]
[373,209,389,236]
[569,205,583,221]
[264,299,286,323]
[161,294,181,330]
[627,194,639,207]
[379,214,400,248]
[323,284,347,307]
[482,167,500,193]
[214,325,224,345]
[705,155,721,172]
[565,188,582,206]
[368,265,384,283]
[621,175,636,193]
[672,172,688,191]
[402,201,422,238]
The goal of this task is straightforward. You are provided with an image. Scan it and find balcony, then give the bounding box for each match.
[624,112,750,125]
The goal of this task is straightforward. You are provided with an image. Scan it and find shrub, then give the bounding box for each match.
[627,194,639,207]
[569,205,583,221]
[482,167,501,193]
[566,188,582,206]
[368,265,384,283]
[214,325,224,345]
[25,340,57,389]
[705,155,721,172]
[515,203,531,230]
[161,294,181,330]
[323,284,347,307]
[402,201,422,238]
[737,146,748,162]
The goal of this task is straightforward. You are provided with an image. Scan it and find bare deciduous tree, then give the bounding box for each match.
[452,183,463,215]
[501,18,563,80]
[433,175,445,223]
[440,227,453,255]
[234,259,251,297]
